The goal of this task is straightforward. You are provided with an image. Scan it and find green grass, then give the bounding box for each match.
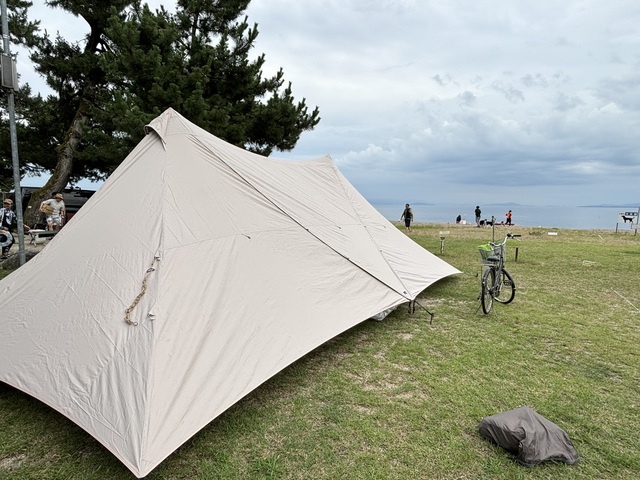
[1,224,640,479]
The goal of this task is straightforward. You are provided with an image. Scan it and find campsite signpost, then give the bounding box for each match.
[439,231,449,255]
[615,209,639,234]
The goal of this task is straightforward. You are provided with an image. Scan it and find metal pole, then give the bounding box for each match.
[491,216,495,242]
[1,0,25,265]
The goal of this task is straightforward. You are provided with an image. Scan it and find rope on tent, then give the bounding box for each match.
[125,255,159,326]
[411,299,435,325]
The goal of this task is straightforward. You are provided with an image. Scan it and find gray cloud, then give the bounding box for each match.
[553,92,584,111]
[490,81,526,103]
[521,74,549,88]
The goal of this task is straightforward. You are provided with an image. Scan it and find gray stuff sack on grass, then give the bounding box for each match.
[479,406,580,466]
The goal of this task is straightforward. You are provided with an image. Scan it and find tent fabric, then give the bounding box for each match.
[0,108,460,477]
[478,406,580,466]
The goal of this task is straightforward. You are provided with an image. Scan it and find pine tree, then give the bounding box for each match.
[102,0,319,156]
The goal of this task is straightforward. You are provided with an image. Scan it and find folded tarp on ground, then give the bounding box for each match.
[479,406,580,466]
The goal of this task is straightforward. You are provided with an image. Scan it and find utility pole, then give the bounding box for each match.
[1,0,25,266]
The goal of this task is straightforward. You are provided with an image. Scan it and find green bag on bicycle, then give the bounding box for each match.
[478,244,494,263]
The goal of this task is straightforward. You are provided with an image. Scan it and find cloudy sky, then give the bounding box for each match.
[15,0,640,207]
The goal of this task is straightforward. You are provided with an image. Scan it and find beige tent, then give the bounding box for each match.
[0,108,460,477]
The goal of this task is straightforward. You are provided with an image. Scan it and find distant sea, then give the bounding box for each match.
[372,204,640,231]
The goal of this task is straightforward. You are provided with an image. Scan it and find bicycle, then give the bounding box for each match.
[477,233,520,314]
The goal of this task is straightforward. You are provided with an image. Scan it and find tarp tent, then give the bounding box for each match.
[0,108,460,477]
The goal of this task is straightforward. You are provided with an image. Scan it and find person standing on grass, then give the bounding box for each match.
[1,198,16,259]
[506,209,513,225]
[401,203,413,232]
[475,205,482,227]
[40,193,66,231]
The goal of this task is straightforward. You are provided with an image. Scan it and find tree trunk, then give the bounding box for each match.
[23,100,91,226]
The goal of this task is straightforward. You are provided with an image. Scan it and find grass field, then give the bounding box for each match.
[1,224,639,479]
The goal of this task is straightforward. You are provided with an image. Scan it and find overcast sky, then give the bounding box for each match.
[15,0,640,207]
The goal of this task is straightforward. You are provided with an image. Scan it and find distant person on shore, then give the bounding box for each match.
[506,210,512,225]
[400,203,413,232]
[40,193,66,231]
[456,214,462,224]
[475,206,482,227]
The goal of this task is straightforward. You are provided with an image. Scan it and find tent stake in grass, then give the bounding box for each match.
[412,300,435,324]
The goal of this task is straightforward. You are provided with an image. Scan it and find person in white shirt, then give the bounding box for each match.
[40,193,66,231]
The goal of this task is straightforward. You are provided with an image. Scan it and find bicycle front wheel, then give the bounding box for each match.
[494,268,516,304]
[481,267,495,314]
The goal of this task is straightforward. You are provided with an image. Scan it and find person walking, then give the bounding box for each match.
[401,203,414,232]
[40,193,66,231]
[506,210,513,226]
[0,198,16,259]
[475,206,482,227]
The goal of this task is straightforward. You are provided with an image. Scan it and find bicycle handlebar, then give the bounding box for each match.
[491,233,521,247]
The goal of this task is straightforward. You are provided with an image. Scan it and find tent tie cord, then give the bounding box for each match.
[125,255,160,326]
[409,299,435,325]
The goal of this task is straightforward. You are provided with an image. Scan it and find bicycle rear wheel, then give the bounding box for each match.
[494,268,515,304]
[481,267,495,314]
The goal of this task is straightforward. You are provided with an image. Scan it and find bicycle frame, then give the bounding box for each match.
[479,233,519,314]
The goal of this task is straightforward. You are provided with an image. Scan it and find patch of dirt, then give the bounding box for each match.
[0,452,27,470]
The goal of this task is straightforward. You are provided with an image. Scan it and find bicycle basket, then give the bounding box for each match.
[492,243,505,259]
[478,244,496,264]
